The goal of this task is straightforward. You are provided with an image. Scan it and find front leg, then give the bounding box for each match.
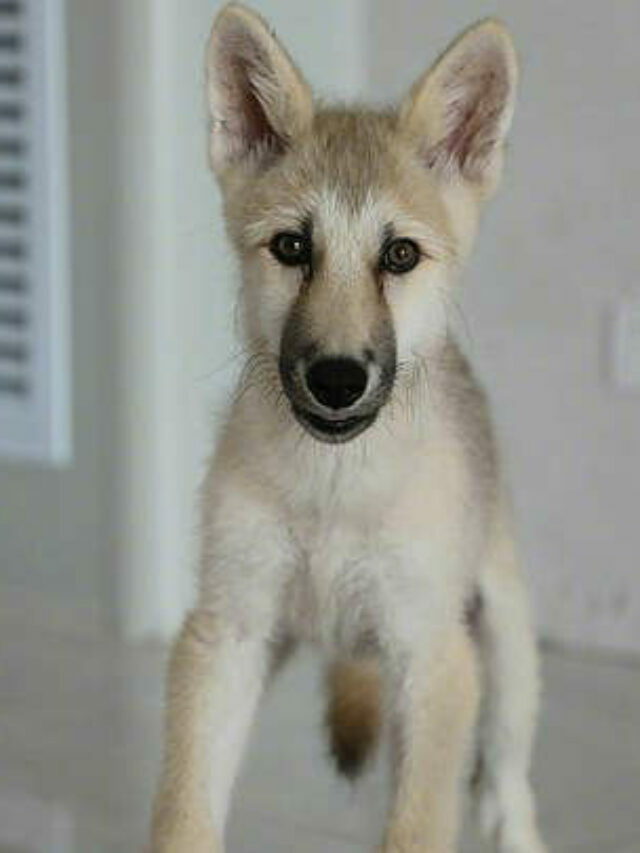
[382,624,479,853]
[151,608,270,852]
[149,458,295,852]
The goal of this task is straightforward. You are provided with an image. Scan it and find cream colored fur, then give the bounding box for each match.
[150,5,548,852]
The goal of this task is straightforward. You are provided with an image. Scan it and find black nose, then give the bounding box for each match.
[305,357,368,410]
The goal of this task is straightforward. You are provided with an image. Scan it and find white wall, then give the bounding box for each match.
[366,0,640,654]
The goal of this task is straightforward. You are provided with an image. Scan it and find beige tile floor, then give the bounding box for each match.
[1,628,639,853]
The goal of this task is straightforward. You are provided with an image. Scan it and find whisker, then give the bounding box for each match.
[441,289,474,353]
[196,344,253,384]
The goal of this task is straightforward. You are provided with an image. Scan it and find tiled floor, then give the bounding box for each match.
[1,628,639,853]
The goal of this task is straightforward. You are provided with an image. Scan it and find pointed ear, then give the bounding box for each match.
[206,3,313,176]
[399,20,518,193]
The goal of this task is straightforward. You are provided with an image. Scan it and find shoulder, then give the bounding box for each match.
[435,337,500,499]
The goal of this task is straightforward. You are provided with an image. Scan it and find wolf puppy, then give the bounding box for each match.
[151,4,547,852]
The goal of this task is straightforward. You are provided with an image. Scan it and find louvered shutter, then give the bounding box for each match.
[0,0,70,464]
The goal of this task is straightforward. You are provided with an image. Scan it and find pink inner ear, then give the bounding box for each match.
[215,29,286,163]
[230,55,285,156]
[425,49,510,180]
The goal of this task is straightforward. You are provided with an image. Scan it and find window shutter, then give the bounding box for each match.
[0,0,70,464]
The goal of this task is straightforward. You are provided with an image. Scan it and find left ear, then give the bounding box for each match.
[399,20,518,194]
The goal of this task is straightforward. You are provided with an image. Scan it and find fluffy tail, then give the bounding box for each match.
[325,659,381,780]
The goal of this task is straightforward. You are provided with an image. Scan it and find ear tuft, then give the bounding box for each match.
[400,20,518,191]
[206,3,313,176]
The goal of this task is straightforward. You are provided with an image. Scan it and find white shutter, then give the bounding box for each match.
[0,0,70,464]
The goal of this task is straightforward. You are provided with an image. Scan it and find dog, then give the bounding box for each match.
[150,4,548,852]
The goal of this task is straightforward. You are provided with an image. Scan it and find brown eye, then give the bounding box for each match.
[269,231,312,267]
[380,238,421,275]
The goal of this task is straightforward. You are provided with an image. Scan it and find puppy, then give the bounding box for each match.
[151,5,548,852]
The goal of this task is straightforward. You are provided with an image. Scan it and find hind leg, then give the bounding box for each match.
[473,517,548,853]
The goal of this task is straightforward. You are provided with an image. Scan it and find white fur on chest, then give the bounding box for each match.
[282,507,471,657]
[283,510,386,652]
[277,438,473,654]
[206,408,480,654]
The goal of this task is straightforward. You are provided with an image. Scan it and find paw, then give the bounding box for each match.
[150,819,220,853]
[150,836,219,853]
[493,831,548,853]
[474,776,548,853]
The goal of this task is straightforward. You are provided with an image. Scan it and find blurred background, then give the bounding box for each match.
[0,1,638,851]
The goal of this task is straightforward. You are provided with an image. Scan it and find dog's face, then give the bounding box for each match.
[230,113,457,443]
[207,4,517,443]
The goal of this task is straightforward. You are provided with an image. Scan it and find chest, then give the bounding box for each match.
[282,515,387,652]
[271,433,481,651]
[281,499,470,656]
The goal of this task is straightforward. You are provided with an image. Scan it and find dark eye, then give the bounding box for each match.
[269,231,312,267]
[380,238,421,275]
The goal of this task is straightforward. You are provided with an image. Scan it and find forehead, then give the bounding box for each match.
[241,107,453,252]
[303,108,401,212]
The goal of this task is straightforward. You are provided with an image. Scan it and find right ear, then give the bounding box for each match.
[206,3,313,176]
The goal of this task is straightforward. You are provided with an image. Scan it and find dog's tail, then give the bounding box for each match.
[325,659,381,780]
